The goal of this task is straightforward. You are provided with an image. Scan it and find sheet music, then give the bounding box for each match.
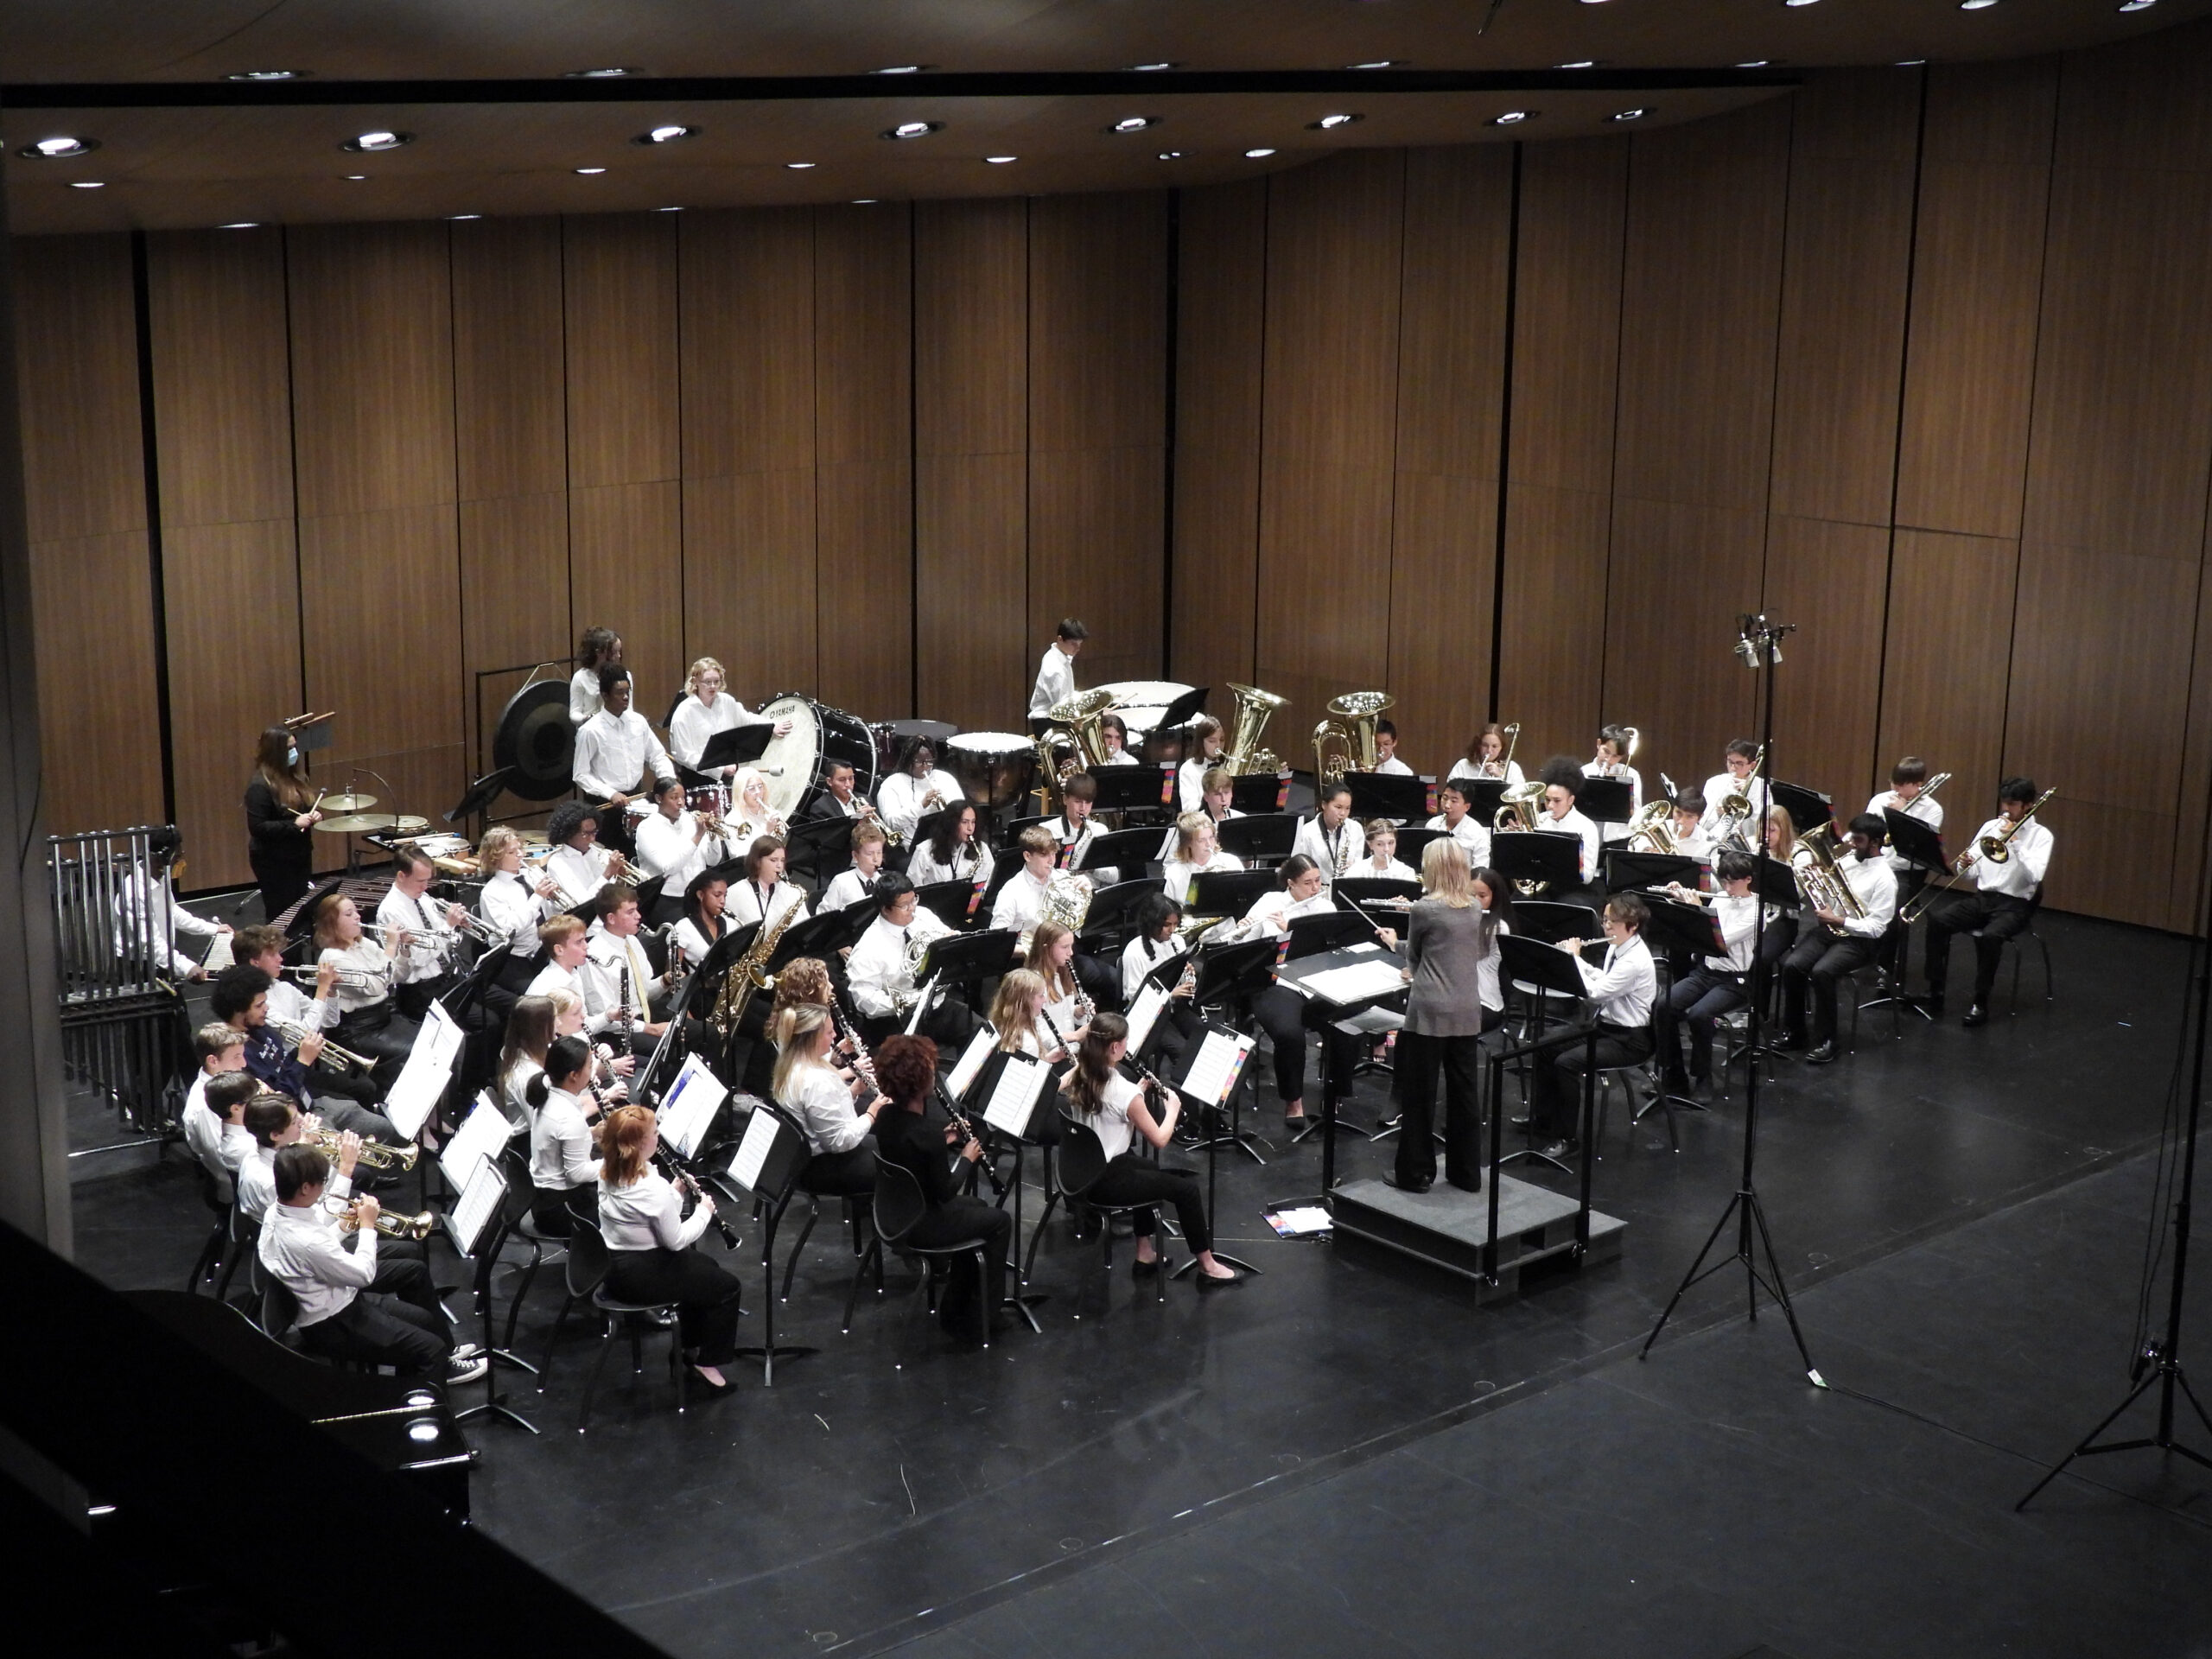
[1180,1028,1255,1107]
[983,1052,1049,1138]
[200,931,234,973]
[439,1094,514,1198]
[448,1159,505,1257]
[1125,982,1168,1052]
[729,1103,781,1192]
[1299,959,1410,1007]
[384,1001,464,1142]
[655,1053,728,1160]
[947,1024,996,1100]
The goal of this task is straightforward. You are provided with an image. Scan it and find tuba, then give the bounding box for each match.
[1033,688,1116,810]
[1224,682,1288,777]
[1789,823,1865,936]
[1622,799,1678,855]
[1493,780,1544,835]
[1311,691,1395,788]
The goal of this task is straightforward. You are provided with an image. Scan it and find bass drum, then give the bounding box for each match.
[754,695,880,822]
[944,731,1038,815]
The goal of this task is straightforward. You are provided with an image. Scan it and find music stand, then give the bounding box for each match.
[1512,899,1601,945]
[1090,765,1178,815]
[1393,825,1448,867]
[774,905,862,970]
[1158,686,1210,729]
[1771,779,1833,836]
[995,813,1049,851]
[1604,849,1703,893]
[1580,777,1635,824]
[911,878,977,931]
[1637,897,1726,1117]
[1190,868,1277,920]
[968,1048,1061,1311]
[1160,1018,1263,1280]
[1492,832,1585,898]
[1230,772,1291,815]
[284,877,345,944]
[1868,810,1949,1020]
[1752,853,1801,909]
[1285,910,1378,959]
[697,722,773,773]
[1345,772,1435,823]
[1185,938,1279,1164]
[445,767,516,827]
[1495,934,1592,1173]
[1274,935,1408,1173]
[1078,877,1163,952]
[1459,779,1509,823]
[785,812,859,886]
[724,1104,820,1383]
[1217,812,1299,862]
[916,928,1020,1009]
[447,1160,538,1435]
[1085,824,1170,878]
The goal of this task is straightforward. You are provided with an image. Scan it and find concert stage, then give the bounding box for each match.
[1330,1173,1626,1300]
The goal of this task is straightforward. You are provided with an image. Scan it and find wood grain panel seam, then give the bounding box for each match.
[1754,93,1801,616]
[1593,138,1634,718]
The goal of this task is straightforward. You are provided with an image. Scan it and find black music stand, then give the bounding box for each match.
[445,1160,539,1435]
[769,906,859,972]
[1345,772,1436,823]
[1079,878,1164,953]
[445,767,516,827]
[1771,779,1833,836]
[1866,809,1948,1020]
[1090,765,1178,816]
[1086,824,1172,877]
[1495,934,1592,1174]
[724,1105,820,1383]
[1460,779,1509,823]
[1163,1018,1264,1281]
[912,877,981,931]
[1604,849,1703,893]
[1190,868,1278,920]
[1637,897,1728,1119]
[1512,899,1602,945]
[697,722,773,773]
[1230,772,1291,815]
[785,812,860,886]
[1580,777,1635,824]
[1480,1025,1604,1272]
[1186,938,1279,1163]
[284,878,346,944]
[1393,825,1448,867]
[913,928,1020,1018]
[969,1047,1061,1315]
[908,806,955,853]
[1492,832,1585,899]
[1158,687,1210,729]
[994,812,1049,851]
[1217,812,1299,863]
[1275,932,1409,1170]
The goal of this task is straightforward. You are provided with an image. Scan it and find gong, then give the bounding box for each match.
[492,679,575,803]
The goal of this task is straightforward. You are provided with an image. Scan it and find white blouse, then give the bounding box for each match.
[668,692,760,772]
[481,867,556,949]
[781,1060,871,1156]
[1122,933,1186,1002]
[316,937,396,1015]
[599,1169,709,1252]
[908,840,995,888]
[530,1084,597,1189]
[1078,1071,1144,1162]
[875,770,965,842]
[1448,758,1523,786]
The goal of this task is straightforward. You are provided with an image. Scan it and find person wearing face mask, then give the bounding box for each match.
[245,725,323,918]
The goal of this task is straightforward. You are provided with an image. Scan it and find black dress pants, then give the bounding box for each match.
[1252,984,1362,1107]
[1781,931,1877,1046]
[909,1198,1013,1339]
[1529,1023,1653,1144]
[1878,869,1925,980]
[601,1246,743,1367]
[1395,1027,1487,1191]
[1923,891,2031,1006]
[1662,967,1747,1080]
[802,1138,880,1199]
[299,1256,450,1374]
[1086,1155,1212,1253]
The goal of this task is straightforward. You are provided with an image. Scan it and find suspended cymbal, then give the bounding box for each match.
[317,791,379,812]
[317,813,395,834]
[390,815,429,834]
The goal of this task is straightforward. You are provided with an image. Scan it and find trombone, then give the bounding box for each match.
[268,1016,379,1075]
[1897,785,2057,925]
[305,1127,421,1171]
[321,1194,435,1239]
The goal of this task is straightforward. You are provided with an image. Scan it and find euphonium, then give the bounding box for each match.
[1223,682,1288,777]
[323,1195,436,1239]
[1311,690,1395,788]
[1789,823,1865,936]
[1622,799,1679,855]
[1719,743,1767,821]
[1493,780,1544,835]
[305,1127,420,1171]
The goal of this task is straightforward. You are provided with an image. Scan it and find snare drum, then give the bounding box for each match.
[755,694,880,821]
[944,731,1039,813]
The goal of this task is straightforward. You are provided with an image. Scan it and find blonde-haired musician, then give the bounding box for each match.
[478,825,563,947]
[1162,811,1243,906]
[668,656,789,779]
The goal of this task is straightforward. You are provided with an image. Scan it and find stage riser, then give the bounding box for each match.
[1330,1175,1627,1303]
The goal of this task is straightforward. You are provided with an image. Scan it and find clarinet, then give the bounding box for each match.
[655,1146,742,1251]
[827,989,881,1097]
[939,1080,1010,1200]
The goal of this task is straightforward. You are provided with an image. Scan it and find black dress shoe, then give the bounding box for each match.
[1537,1139,1578,1160]
[1446,1176,1484,1194]
[1961,1003,1988,1027]
[1132,1255,1166,1279]
[1382,1172,1433,1193]
[1508,1112,1532,1129]
[1804,1040,1838,1065]
[1772,1031,1809,1052]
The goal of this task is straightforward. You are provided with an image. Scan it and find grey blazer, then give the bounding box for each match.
[1405,897,1491,1038]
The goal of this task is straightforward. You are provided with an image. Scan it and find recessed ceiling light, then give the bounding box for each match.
[575,167,607,175]
[1783,0,1821,7]
[882,121,943,140]
[1490,110,1535,126]
[22,136,99,159]
[69,181,105,189]
[984,155,1018,164]
[219,222,258,229]
[1110,116,1162,133]
[874,65,931,74]
[226,69,309,81]
[1245,147,1277,158]
[1736,60,1770,67]
[343,174,366,181]
[1610,107,1649,121]
[2119,0,2157,10]
[851,199,879,204]
[342,130,410,152]
[448,213,480,219]
[658,205,683,212]
[1128,62,1180,72]
[566,67,642,78]
[636,124,697,145]
[1960,0,1998,9]
[1556,60,1600,69]
[1896,58,1928,65]
[1347,60,1400,69]
[1311,113,1363,130]
[785,161,817,169]
[1157,150,1185,160]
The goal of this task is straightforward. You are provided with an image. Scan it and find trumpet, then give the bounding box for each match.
[454,909,511,948]
[281,963,381,993]
[323,1195,435,1239]
[305,1126,420,1171]
[268,1016,378,1074]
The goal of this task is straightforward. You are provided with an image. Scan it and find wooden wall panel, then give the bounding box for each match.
[24,532,161,836]
[1255,150,1404,726]
[1602,499,1768,770]
[1876,530,2018,817]
[1497,137,1628,765]
[569,480,683,729]
[2173,547,2212,932]
[683,470,819,699]
[1028,192,1167,690]
[1387,147,1510,766]
[298,503,463,767]
[915,199,1028,730]
[813,203,912,718]
[1760,517,1889,801]
[1893,61,2056,538]
[1169,179,1268,702]
[451,217,567,504]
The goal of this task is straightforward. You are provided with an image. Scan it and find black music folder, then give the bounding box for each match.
[697,722,773,772]
[1090,765,1179,813]
[1579,777,1635,823]
[1344,772,1434,823]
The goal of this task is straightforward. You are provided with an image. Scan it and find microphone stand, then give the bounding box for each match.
[1639,615,1824,1387]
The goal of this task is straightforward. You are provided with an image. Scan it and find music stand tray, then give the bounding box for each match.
[915,928,1020,989]
[1230,773,1291,815]
[1883,810,1947,873]
[912,878,979,931]
[1090,766,1179,814]
[446,767,515,825]
[1603,849,1702,893]
[1392,825,1448,867]
[1085,825,1169,875]
[1460,779,1509,822]
[1751,854,1802,910]
[1771,779,1833,836]
[1638,896,1726,963]
[1491,831,1585,895]
[1217,812,1300,862]
[697,723,772,772]
[1190,868,1278,918]
[1344,772,1435,822]
[1579,778,1634,823]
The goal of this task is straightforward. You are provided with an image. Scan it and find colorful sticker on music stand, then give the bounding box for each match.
[1274,771,1291,810]
[1159,766,1176,805]
[966,873,988,918]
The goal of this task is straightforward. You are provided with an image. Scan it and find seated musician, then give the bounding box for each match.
[1177,717,1230,811]
[1041,772,1109,879]
[1582,725,1643,845]
[1372,719,1413,776]
[1162,810,1243,906]
[1524,893,1657,1159]
[1060,1015,1238,1284]
[1778,814,1897,1064]
[543,803,620,911]
[232,927,380,1109]
[908,800,995,887]
[1293,781,1362,886]
[1234,855,1363,1132]
[1659,849,1760,1098]
[727,766,788,846]
[1026,921,1095,1049]
[188,1065,259,1201]
[876,736,964,844]
[1096,713,1140,766]
[804,760,878,824]
[1027,616,1086,734]
[846,874,968,1046]
[988,968,1067,1064]
[992,826,1062,940]
[1449,723,1522,785]
[820,822,889,912]
[526,1035,602,1235]
[569,625,624,725]
[1697,739,1770,847]
[668,656,789,779]
[1357,818,1417,881]
[1121,894,1203,1066]
[570,665,672,856]
[772,1002,886,1194]
[183,1022,250,1182]
[115,824,231,981]
[1756,802,1801,974]
[499,994,556,1127]
[726,835,810,933]
[259,1142,479,1382]
[238,1091,345,1225]
[526,914,615,1037]
[211,964,397,1144]
[636,777,734,895]
[672,869,730,970]
[1535,758,1603,896]
[586,882,677,1046]
[594,1104,741,1398]
[1425,779,1492,868]
[1668,791,1713,861]
[477,826,563,947]
[312,893,420,1074]
[1921,777,2053,1027]
[376,849,464,1020]
[1867,756,1942,985]
[873,1033,1015,1339]
[1157,766,1243,860]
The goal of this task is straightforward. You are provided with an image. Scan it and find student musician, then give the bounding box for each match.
[527,914,613,1036]
[1426,779,1492,868]
[115,826,231,981]
[1177,717,1230,811]
[1525,893,1657,1159]
[594,1104,742,1398]
[820,822,890,913]
[187,1058,257,1200]
[1060,1015,1239,1284]
[1027,617,1087,733]
[211,965,397,1143]
[846,874,969,1046]
[233,926,348,1067]
[238,1092,339,1225]
[1096,714,1141,766]
[873,1033,1016,1338]
[909,801,995,887]
[526,1035,602,1234]
[1162,811,1243,906]
[726,766,787,846]
[1158,766,1244,860]
[1778,814,1898,1064]
[876,736,964,844]
[636,777,734,896]
[1535,758,1603,897]
[499,994,557,1127]
[726,836,810,934]
[1698,739,1770,848]
[259,1143,478,1383]
[1391,838,1493,1196]
[569,625,624,725]
[1470,868,1515,1033]
[1372,720,1413,776]
[1357,819,1418,882]
[1293,781,1362,886]
[1581,725,1643,843]
[1867,756,1943,984]
[671,869,730,971]
[1659,849,1760,1097]
[1920,777,2053,1027]
[1667,791,1713,861]
[586,883,676,1046]
[1026,921,1095,1052]
[772,1002,887,1195]
[244,727,324,918]
[377,849,463,1020]
[988,969,1069,1069]
[312,893,418,1076]
[543,803,623,911]
[1450,723,1522,785]
[992,826,1063,944]
[183,1020,250,1165]
[668,655,790,778]
[1122,894,1202,1065]
[1041,772,1105,877]
[1235,855,1368,1132]
[572,666,673,857]
[476,826,563,947]
[804,760,879,825]
[1756,803,1801,976]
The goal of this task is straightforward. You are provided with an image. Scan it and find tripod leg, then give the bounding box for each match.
[2016,1370,2159,1511]
[1745,1189,1823,1385]
[1641,1191,1742,1360]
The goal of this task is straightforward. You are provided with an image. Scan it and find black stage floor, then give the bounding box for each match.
[67,907,2212,1656]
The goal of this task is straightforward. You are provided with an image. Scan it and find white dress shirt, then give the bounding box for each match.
[875,770,965,842]
[481,868,557,948]
[318,938,397,1016]
[1028,643,1079,720]
[265,976,339,1033]
[1177,757,1223,812]
[1698,772,1772,844]
[1832,853,1900,938]
[1293,815,1362,883]
[598,1170,708,1253]
[573,708,674,801]
[1083,1072,1144,1161]
[258,1196,378,1327]
[819,868,883,914]
[1353,855,1419,883]
[1539,808,1601,883]
[1476,918,1509,1013]
[502,1057,544,1128]
[1427,813,1493,869]
[530,1084,599,1190]
[528,960,611,1035]
[1163,850,1243,905]
[544,843,613,911]
[635,810,732,893]
[1448,758,1522,785]
[1705,893,1761,974]
[990,868,1054,938]
[671,917,724,969]
[1374,755,1414,777]
[847,912,948,1020]
[1122,933,1188,1002]
[377,887,454,987]
[669,693,766,771]
[782,1060,872,1156]
[908,840,995,888]
[184,1084,254,1187]
[586,923,664,1022]
[1868,789,1945,874]
[239,1144,352,1225]
[1966,816,2053,899]
[115,869,222,977]
[1573,932,1657,1028]
[725,878,809,934]
[1098,747,1140,767]
[1042,815,1097,872]
[1230,887,1336,942]
[569,666,606,725]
